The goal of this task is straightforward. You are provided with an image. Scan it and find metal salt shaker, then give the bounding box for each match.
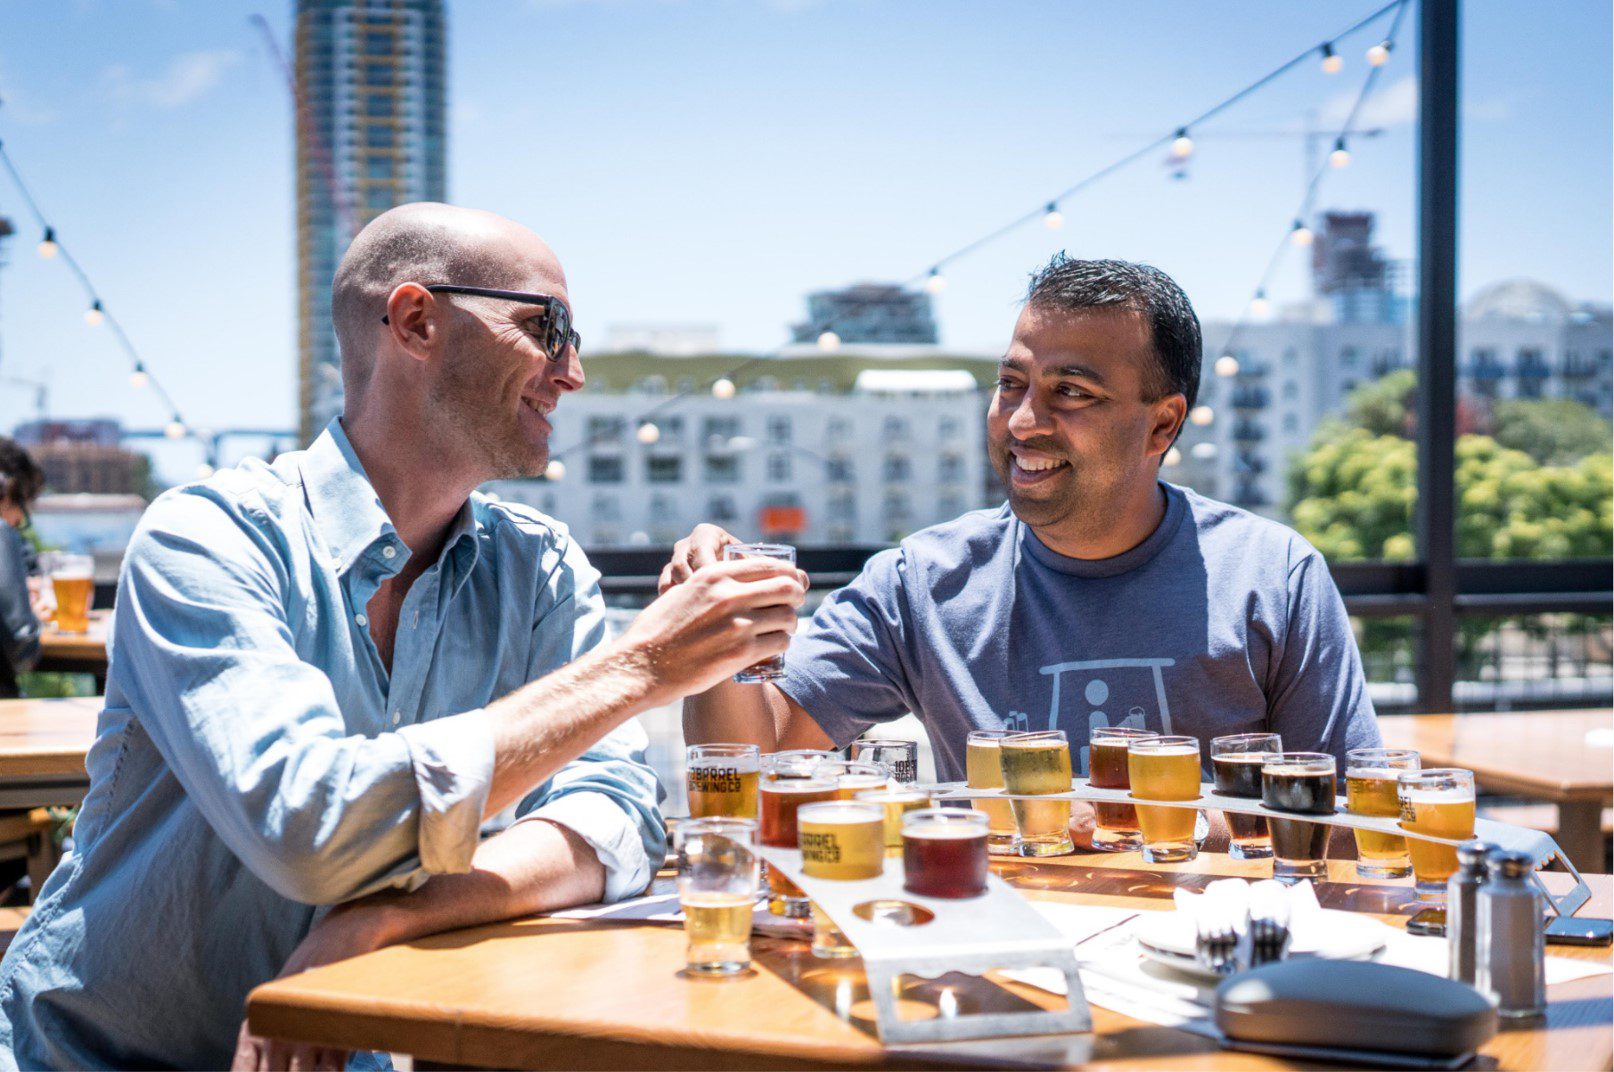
[1447,839,1493,984]
[1476,849,1546,1020]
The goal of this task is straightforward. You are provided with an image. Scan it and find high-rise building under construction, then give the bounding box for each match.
[294,0,446,443]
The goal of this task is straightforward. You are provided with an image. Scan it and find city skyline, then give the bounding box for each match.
[0,0,1608,481]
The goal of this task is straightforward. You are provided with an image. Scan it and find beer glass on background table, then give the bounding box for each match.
[1347,748,1420,879]
[686,744,761,820]
[1398,767,1476,902]
[797,800,884,958]
[965,730,1019,855]
[43,552,93,634]
[849,738,918,784]
[759,754,837,917]
[902,808,989,899]
[1089,726,1158,852]
[722,542,796,683]
[1210,733,1281,860]
[1000,730,1075,857]
[676,817,759,976]
[1127,736,1203,863]
[1261,752,1337,882]
[854,785,932,857]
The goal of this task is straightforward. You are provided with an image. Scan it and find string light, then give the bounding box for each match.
[924,268,947,294]
[1163,447,1183,467]
[164,419,187,440]
[544,459,566,481]
[1042,202,1064,230]
[1191,442,1219,460]
[1319,42,1343,73]
[1329,137,1352,168]
[635,420,661,445]
[1366,40,1392,66]
[195,463,215,479]
[1214,354,1240,377]
[711,377,736,400]
[817,330,841,352]
[1170,128,1194,160]
[1249,289,1271,316]
[129,363,149,388]
[1189,405,1215,427]
[36,227,57,259]
[84,300,105,327]
[1289,220,1314,246]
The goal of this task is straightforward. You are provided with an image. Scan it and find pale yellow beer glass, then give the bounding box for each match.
[797,800,884,958]
[1127,735,1202,863]
[1000,730,1074,857]
[966,730,1019,854]
[676,817,758,976]
[686,744,761,820]
[854,786,932,856]
[1346,747,1419,879]
[1398,768,1476,902]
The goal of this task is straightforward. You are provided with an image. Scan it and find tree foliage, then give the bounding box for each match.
[1490,398,1613,466]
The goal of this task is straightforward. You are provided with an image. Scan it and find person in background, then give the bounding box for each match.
[0,439,44,699]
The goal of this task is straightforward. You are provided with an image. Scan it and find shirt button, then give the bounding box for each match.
[355,613,368,627]
[392,710,402,726]
[382,545,397,559]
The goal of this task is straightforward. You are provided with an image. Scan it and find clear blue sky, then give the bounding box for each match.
[0,0,1608,480]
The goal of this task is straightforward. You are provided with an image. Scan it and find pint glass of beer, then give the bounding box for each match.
[902,808,989,899]
[815,759,891,800]
[854,785,932,856]
[1127,735,1202,863]
[759,754,837,917]
[849,739,918,784]
[676,817,759,976]
[1210,733,1281,860]
[1089,726,1158,852]
[686,744,761,820]
[1261,752,1337,882]
[722,543,796,683]
[965,730,1019,855]
[1346,748,1420,878]
[45,553,94,635]
[1397,768,1476,901]
[1000,730,1074,857]
[797,800,884,958]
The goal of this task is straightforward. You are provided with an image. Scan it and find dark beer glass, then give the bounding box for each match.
[1210,733,1281,860]
[901,809,989,898]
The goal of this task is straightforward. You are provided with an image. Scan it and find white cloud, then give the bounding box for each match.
[103,49,242,110]
[1318,73,1515,132]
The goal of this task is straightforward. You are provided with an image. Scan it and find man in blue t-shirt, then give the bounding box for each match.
[666,256,1380,829]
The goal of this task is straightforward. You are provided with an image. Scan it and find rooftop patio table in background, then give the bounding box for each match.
[248,851,1613,1071]
[1379,709,1614,870]
[0,696,98,811]
[36,610,112,693]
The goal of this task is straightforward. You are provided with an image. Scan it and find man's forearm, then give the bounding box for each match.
[682,679,784,751]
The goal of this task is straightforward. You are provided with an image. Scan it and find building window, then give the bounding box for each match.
[767,453,792,482]
[365,188,393,211]
[647,456,682,484]
[588,416,626,443]
[827,456,854,482]
[365,156,392,180]
[591,494,620,522]
[707,495,738,522]
[938,494,964,517]
[826,418,851,441]
[659,416,685,443]
[363,125,394,149]
[363,31,391,54]
[938,454,964,482]
[884,491,911,520]
[365,93,390,118]
[1282,380,1298,401]
[766,415,792,446]
[588,456,624,484]
[364,63,391,87]
[1340,347,1359,370]
[1283,414,1299,434]
[884,454,911,482]
[650,494,676,522]
[882,416,909,442]
[828,492,855,521]
[703,416,740,447]
[704,455,740,484]
[938,417,961,440]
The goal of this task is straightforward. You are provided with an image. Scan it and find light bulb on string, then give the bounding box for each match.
[1170,128,1194,160]
[1289,220,1314,247]
[1163,447,1183,468]
[1189,405,1214,427]
[924,268,947,295]
[711,377,736,400]
[195,463,215,480]
[1366,40,1392,66]
[817,330,841,352]
[1319,42,1343,73]
[164,419,187,440]
[1214,354,1240,377]
[129,363,149,389]
[635,420,661,445]
[84,300,105,327]
[37,227,58,259]
[544,459,566,481]
[1329,138,1351,168]
[1191,441,1219,460]
[1249,290,1270,317]
[1042,202,1064,230]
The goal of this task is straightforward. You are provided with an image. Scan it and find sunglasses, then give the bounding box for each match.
[381,284,581,362]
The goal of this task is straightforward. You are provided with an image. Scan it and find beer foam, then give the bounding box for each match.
[1140,745,1199,757]
[800,810,881,825]
[1264,763,1331,776]
[906,824,984,839]
[1348,767,1403,780]
[763,780,834,795]
[1402,786,1474,804]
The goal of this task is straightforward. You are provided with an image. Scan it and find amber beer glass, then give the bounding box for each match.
[676,818,758,976]
[759,755,837,917]
[1261,752,1337,882]
[797,801,884,958]
[854,786,932,856]
[816,759,891,800]
[1398,768,1476,902]
[999,730,1074,856]
[1089,726,1157,852]
[1210,733,1281,860]
[902,809,989,898]
[722,542,796,683]
[1127,736,1203,863]
[686,744,761,820]
[1347,748,1419,879]
[47,553,94,635]
[965,730,1018,855]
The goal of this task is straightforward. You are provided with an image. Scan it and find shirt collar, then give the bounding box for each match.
[1017,481,1186,578]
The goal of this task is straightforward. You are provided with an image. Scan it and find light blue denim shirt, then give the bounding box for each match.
[0,421,665,1070]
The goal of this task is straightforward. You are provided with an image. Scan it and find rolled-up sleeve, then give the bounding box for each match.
[113,488,490,905]
[509,536,666,901]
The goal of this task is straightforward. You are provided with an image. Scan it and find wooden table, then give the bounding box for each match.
[0,697,98,810]
[249,851,1613,1070]
[1379,710,1613,869]
[36,611,111,690]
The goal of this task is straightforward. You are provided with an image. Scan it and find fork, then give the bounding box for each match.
[1194,918,1242,976]
[1248,914,1291,967]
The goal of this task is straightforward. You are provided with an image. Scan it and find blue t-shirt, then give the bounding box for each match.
[777,483,1381,781]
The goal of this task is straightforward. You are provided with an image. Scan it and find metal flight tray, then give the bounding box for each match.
[756,844,1091,1045]
[920,779,1592,920]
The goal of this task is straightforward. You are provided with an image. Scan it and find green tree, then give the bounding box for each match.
[1489,398,1613,466]
[1344,369,1417,438]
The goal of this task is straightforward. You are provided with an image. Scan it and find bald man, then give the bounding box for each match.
[0,204,805,1070]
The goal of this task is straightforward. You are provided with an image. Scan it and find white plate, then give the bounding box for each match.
[1130,907,1393,980]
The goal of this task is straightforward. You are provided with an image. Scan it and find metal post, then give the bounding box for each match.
[1416,0,1460,712]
